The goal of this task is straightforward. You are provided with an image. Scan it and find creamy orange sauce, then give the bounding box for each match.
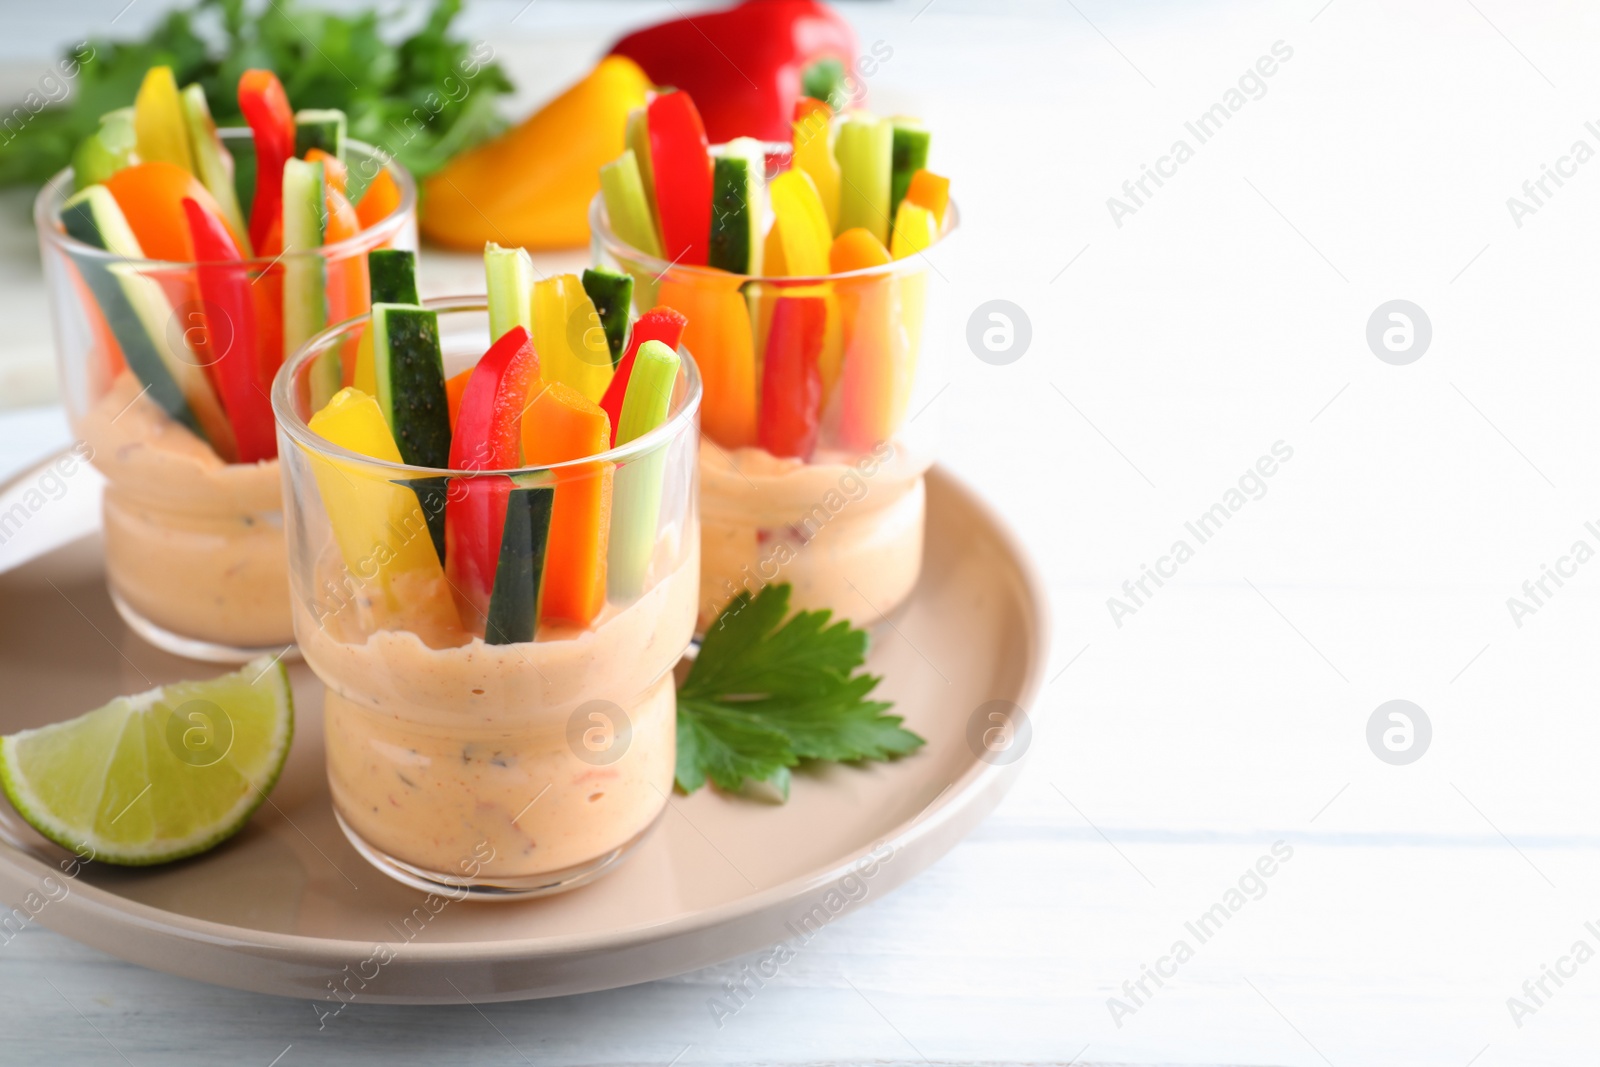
[697,440,927,630]
[77,373,292,648]
[300,539,697,879]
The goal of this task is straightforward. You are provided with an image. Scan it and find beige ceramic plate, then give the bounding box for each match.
[0,464,1046,1003]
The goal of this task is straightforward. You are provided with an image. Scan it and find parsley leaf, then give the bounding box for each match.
[675,584,925,797]
[0,0,512,187]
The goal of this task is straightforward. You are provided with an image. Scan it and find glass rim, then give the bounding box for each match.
[272,296,704,478]
[34,129,417,270]
[587,191,959,286]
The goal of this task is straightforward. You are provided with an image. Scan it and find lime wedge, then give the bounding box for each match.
[0,657,294,866]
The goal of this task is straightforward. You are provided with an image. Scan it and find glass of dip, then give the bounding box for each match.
[37,131,417,661]
[274,298,701,899]
[589,159,957,632]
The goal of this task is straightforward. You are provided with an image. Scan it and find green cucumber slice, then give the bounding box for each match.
[708,138,766,275]
[801,58,848,109]
[60,186,234,458]
[368,249,419,305]
[607,340,680,602]
[282,157,328,359]
[890,119,930,222]
[294,108,347,163]
[71,108,136,192]
[581,267,633,366]
[484,242,534,343]
[485,481,555,645]
[371,303,451,469]
[397,475,449,566]
[181,84,250,251]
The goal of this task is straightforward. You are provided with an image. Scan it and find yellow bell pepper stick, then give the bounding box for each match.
[889,202,938,260]
[834,112,893,245]
[792,97,840,232]
[767,170,832,277]
[133,66,194,173]
[305,387,465,641]
[532,274,615,404]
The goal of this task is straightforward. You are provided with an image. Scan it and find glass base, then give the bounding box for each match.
[110,587,299,665]
[334,806,665,901]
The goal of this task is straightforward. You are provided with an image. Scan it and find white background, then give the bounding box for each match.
[4,0,1600,1063]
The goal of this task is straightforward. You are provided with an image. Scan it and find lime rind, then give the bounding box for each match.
[0,658,294,866]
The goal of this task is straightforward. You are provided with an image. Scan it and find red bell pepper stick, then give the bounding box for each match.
[180,197,276,463]
[237,70,296,254]
[646,92,713,266]
[758,296,826,460]
[599,306,687,446]
[445,326,540,627]
[610,0,858,143]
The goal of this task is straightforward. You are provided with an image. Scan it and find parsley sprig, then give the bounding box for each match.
[0,0,512,187]
[676,584,925,799]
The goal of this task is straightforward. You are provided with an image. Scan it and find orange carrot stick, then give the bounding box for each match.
[660,274,756,448]
[445,367,473,432]
[355,166,402,230]
[520,381,613,626]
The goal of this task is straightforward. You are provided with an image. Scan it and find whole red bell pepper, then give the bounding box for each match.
[445,326,539,627]
[610,0,858,143]
[180,197,276,463]
[758,296,826,460]
[599,306,687,445]
[237,70,296,253]
[646,92,713,267]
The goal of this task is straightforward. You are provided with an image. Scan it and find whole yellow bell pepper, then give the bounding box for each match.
[421,56,651,250]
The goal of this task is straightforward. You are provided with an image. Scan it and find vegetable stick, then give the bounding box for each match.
[659,274,756,447]
[600,149,663,259]
[307,387,463,641]
[531,273,614,404]
[521,382,613,626]
[834,112,893,245]
[903,169,949,228]
[599,305,687,446]
[766,169,831,276]
[133,67,193,173]
[889,202,938,260]
[758,296,826,460]
[889,118,930,222]
[607,339,679,601]
[792,97,840,232]
[485,242,535,344]
[354,166,402,230]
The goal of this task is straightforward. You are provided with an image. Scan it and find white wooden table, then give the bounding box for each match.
[5,0,1600,1062]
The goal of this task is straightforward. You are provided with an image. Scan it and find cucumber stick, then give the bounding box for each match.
[485,481,555,645]
[181,84,250,252]
[890,118,930,222]
[607,340,680,601]
[581,267,633,366]
[60,186,236,460]
[294,109,347,162]
[484,242,534,342]
[834,113,893,245]
[371,303,452,469]
[708,138,766,275]
[282,157,329,409]
[368,249,419,305]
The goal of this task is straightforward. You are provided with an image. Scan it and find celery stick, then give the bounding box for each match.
[181,85,249,251]
[607,340,680,601]
[600,150,664,259]
[834,113,893,245]
[625,107,659,236]
[484,242,535,342]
